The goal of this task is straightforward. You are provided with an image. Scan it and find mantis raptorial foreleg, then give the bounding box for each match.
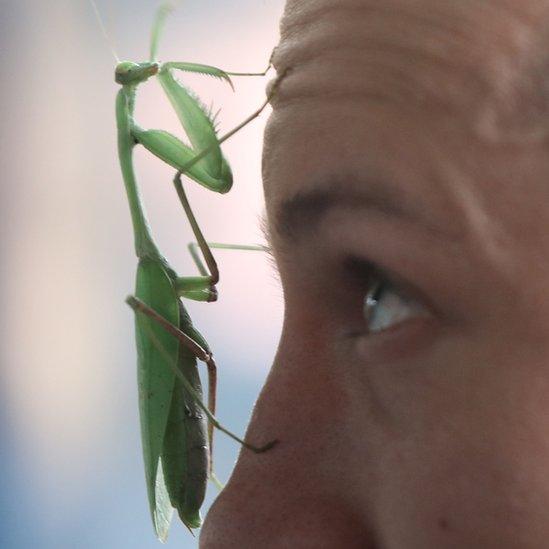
[170,66,288,189]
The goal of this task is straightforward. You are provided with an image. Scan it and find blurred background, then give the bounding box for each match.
[0,1,285,547]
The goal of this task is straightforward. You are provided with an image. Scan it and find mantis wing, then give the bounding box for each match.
[162,307,209,530]
[135,258,180,541]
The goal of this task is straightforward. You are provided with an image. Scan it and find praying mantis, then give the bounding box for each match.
[111,2,281,541]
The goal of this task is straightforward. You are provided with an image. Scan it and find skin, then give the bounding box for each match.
[201,0,549,547]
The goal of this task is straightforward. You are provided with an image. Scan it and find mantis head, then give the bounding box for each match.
[115,61,159,85]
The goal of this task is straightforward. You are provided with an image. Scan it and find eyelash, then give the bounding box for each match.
[343,256,385,297]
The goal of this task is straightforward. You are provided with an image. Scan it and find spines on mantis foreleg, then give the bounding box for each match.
[157,67,227,180]
[166,67,291,186]
[163,62,235,91]
[132,126,233,193]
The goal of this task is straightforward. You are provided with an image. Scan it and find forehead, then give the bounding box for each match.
[275,0,548,84]
[262,0,549,242]
[272,0,549,119]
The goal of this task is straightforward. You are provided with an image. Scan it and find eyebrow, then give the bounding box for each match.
[272,182,434,244]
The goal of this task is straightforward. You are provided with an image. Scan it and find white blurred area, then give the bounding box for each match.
[0,1,284,547]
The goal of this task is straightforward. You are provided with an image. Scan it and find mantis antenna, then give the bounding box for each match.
[89,0,120,63]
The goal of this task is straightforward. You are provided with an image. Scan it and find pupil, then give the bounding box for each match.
[364,279,383,322]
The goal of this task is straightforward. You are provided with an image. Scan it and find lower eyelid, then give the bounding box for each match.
[365,285,427,331]
[350,315,439,364]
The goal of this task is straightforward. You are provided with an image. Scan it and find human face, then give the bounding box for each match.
[201,0,549,547]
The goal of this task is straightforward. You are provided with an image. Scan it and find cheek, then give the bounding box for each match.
[361,329,549,548]
[206,239,549,548]
[278,266,549,547]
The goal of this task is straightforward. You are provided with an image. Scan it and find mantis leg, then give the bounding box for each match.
[172,243,266,298]
[225,50,274,77]
[173,173,219,294]
[171,167,267,286]
[180,242,266,301]
[126,296,277,456]
[172,179,269,302]
[187,242,267,278]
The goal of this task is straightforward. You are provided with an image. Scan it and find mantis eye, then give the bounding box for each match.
[364,277,428,334]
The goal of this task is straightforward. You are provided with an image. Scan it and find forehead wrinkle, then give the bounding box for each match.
[269,0,549,142]
[278,2,471,46]
[277,0,549,46]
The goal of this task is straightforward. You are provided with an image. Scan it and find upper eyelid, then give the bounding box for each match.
[342,254,443,320]
[342,255,382,292]
[343,255,405,296]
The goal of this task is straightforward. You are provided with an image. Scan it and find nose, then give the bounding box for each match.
[199,341,376,548]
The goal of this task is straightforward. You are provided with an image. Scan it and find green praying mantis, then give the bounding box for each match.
[110,2,282,541]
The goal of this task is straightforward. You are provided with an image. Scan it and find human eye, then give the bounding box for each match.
[364,276,429,334]
[343,256,432,338]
